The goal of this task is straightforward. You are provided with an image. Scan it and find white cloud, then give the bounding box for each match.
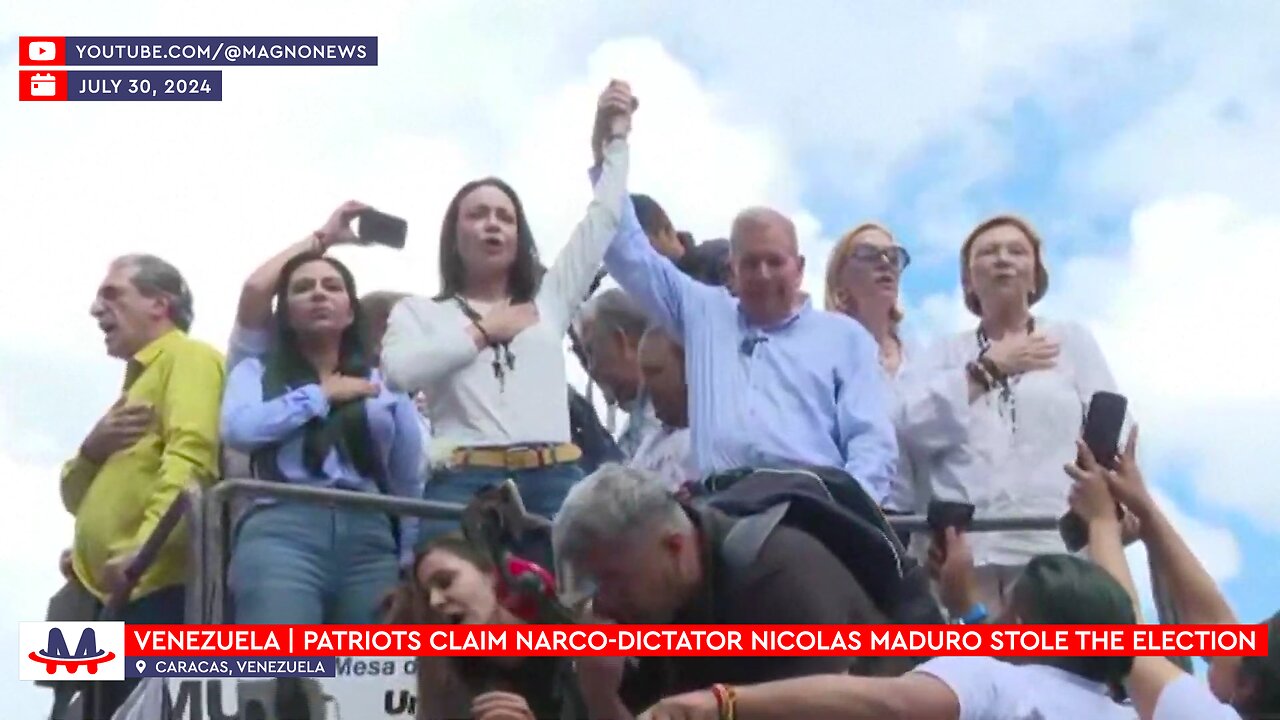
[1081,6,1280,213]
[1053,196,1280,529]
[669,0,1153,206]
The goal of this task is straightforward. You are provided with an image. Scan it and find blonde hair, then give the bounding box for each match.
[824,222,905,326]
[959,214,1050,316]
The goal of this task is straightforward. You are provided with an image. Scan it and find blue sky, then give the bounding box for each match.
[3,1,1278,715]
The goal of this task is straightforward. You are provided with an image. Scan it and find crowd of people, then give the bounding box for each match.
[47,80,1276,720]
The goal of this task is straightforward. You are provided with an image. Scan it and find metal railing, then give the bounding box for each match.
[198,479,469,625]
[192,478,1192,674]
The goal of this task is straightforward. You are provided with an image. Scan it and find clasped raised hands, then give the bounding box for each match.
[592,80,638,167]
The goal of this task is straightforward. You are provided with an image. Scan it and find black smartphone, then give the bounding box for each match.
[927,500,975,561]
[1061,391,1129,551]
[927,500,976,534]
[357,208,408,249]
[1082,391,1128,470]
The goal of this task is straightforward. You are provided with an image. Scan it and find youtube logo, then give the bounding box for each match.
[19,36,65,66]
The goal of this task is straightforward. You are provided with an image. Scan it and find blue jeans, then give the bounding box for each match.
[419,461,583,567]
[229,502,398,624]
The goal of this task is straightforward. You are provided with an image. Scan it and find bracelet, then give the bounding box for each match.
[710,683,737,720]
[977,353,1005,385]
[956,603,988,624]
[310,230,327,253]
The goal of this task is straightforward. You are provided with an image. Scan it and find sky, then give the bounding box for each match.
[3,1,1279,715]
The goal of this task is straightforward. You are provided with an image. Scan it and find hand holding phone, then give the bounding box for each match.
[356,208,408,249]
[1061,391,1129,552]
[927,500,976,560]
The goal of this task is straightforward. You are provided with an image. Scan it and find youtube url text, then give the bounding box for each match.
[38,36,376,66]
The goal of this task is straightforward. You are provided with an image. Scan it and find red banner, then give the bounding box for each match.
[121,624,1269,658]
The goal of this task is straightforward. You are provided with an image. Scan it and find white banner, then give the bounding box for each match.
[157,656,418,719]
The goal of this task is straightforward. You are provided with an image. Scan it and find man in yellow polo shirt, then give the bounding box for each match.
[59,254,223,716]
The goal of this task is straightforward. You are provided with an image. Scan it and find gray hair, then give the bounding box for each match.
[581,288,649,342]
[730,206,798,255]
[552,463,690,565]
[114,254,195,332]
[639,324,683,362]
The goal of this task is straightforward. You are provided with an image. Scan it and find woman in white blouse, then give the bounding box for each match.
[381,82,635,558]
[906,214,1121,616]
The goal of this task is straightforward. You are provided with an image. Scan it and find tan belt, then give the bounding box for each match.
[450,443,582,470]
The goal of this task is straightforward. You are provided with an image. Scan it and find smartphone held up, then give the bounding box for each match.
[356,208,408,249]
[1060,391,1129,552]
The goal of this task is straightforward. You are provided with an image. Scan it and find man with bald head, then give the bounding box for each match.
[592,138,897,501]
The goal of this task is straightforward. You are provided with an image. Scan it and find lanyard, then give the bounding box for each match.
[454,296,516,392]
[975,317,1035,430]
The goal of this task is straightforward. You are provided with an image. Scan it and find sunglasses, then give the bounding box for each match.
[849,244,911,271]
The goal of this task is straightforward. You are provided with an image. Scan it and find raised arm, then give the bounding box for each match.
[837,324,900,503]
[599,187,707,338]
[1064,435,1244,717]
[538,83,634,331]
[231,201,370,368]
[235,202,369,331]
[589,90,707,338]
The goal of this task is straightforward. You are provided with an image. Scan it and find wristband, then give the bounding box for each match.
[957,603,988,624]
[710,683,737,720]
[977,354,1005,385]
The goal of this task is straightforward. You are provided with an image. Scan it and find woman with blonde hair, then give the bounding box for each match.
[904,214,1123,618]
[824,223,928,534]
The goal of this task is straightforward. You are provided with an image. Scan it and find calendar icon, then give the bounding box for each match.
[30,73,57,97]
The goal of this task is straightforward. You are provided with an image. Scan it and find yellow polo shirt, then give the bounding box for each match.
[60,329,225,602]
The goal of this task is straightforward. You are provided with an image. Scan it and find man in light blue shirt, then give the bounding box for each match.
[593,179,898,501]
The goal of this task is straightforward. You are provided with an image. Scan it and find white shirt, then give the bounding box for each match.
[900,318,1123,566]
[882,336,932,514]
[629,424,697,491]
[381,139,629,447]
[617,393,659,460]
[1152,675,1241,720]
[917,656,1136,720]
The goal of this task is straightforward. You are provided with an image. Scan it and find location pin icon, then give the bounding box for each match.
[135,660,147,674]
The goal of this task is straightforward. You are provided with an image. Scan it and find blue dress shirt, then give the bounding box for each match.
[594,174,899,501]
[220,359,425,564]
